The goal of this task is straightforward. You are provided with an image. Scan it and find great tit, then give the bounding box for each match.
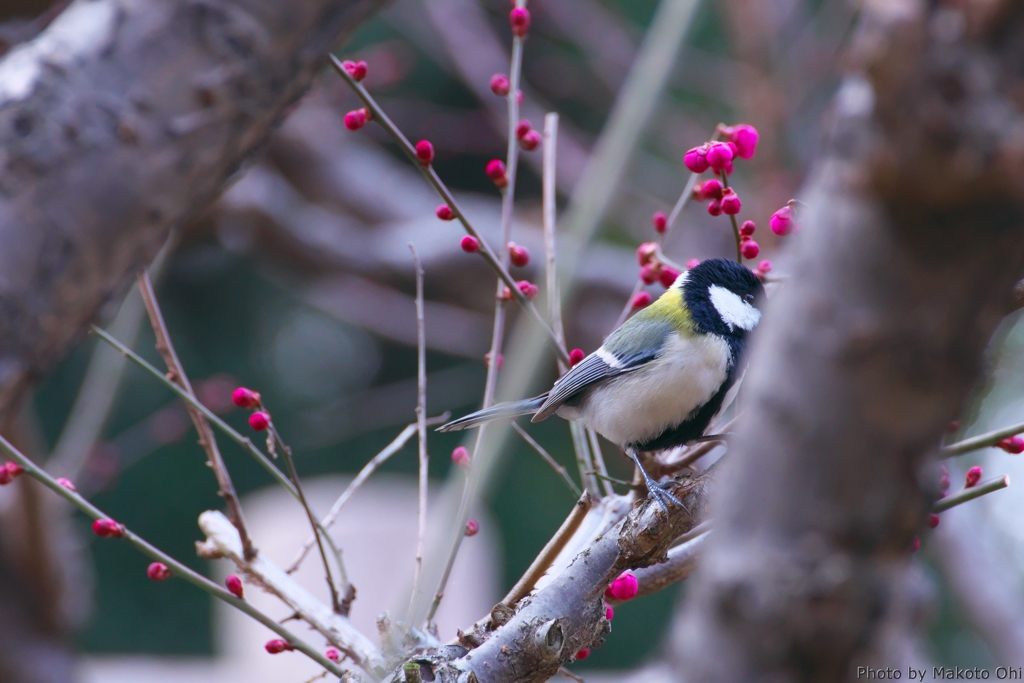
[439,258,765,509]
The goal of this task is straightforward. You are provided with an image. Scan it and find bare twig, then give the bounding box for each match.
[933,476,1010,513]
[586,428,614,497]
[409,244,430,615]
[0,435,350,678]
[136,273,257,561]
[559,667,586,683]
[512,422,581,497]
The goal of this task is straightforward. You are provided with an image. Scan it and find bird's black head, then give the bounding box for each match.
[681,258,766,337]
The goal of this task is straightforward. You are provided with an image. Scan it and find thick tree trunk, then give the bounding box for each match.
[671,2,1024,680]
[0,0,383,420]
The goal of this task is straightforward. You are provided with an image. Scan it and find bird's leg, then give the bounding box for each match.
[628,448,684,512]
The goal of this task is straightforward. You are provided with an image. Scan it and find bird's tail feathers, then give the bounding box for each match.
[436,395,548,432]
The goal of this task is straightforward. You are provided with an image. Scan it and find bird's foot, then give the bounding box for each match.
[646,479,685,513]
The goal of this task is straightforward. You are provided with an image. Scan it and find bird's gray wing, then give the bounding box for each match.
[533,318,675,421]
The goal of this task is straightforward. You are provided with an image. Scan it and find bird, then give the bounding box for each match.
[438,257,766,510]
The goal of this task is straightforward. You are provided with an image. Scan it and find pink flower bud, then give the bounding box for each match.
[56,477,76,492]
[721,189,741,215]
[465,519,480,536]
[948,420,961,433]
[652,211,667,233]
[758,259,772,273]
[605,605,614,620]
[740,238,760,260]
[636,242,658,266]
[460,236,480,253]
[998,436,1024,454]
[912,537,921,553]
[509,243,530,267]
[226,574,244,599]
[707,199,723,216]
[726,124,759,159]
[517,280,539,299]
[965,466,982,488]
[343,109,367,131]
[632,292,652,309]
[93,519,125,538]
[770,205,795,236]
[490,74,510,96]
[683,144,710,174]
[326,647,341,662]
[605,572,638,601]
[451,446,471,467]
[436,205,455,221]
[486,159,508,188]
[232,387,259,408]
[569,348,585,366]
[686,258,701,269]
[0,467,15,486]
[640,264,661,285]
[519,130,541,151]
[485,352,504,369]
[147,562,171,581]
[509,7,531,37]
[248,411,270,431]
[927,513,940,529]
[415,140,435,166]
[575,649,591,660]
[498,287,514,301]
[265,639,293,654]
[693,179,723,201]
[515,120,532,139]
[348,61,368,81]
[4,462,23,479]
[659,266,680,289]
[740,220,756,237]
[705,142,734,172]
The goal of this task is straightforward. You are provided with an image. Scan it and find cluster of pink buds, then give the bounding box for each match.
[147,562,172,581]
[998,435,1024,454]
[233,386,270,432]
[515,120,541,151]
[486,159,508,188]
[0,461,24,485]
[605,571,638,601]
[343,107,371,131]
[517,280,539,299]
[965,465,982,488]
[738,220,759,260]
[465,519,480,536]
[509,7,531,37]
[341,60,368,82]
[508,242,530,267]
[684,141,736,175]
[451,446,471,468]
[93,518,125,538]
[226,574,244,599]
[569,348,585,366]
[265,639,295,654]
[635,242,681,290]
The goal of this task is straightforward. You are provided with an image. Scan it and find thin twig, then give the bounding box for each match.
[285,416,449,574]
[0,435,348,678]
[512,422,581,497]
[718,170,742,262]
[586,428,614,497]
[944,423,1024,456]
[136,273,257,561]
[559,667,586,683]
[502,492,593,608]
[934,476,1010,513]
[408,244,430,616]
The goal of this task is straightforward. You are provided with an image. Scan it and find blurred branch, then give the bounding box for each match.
[408,244,430,616]
[933,476,1009,513]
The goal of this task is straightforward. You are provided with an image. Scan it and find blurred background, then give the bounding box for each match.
[5,0,1024,679]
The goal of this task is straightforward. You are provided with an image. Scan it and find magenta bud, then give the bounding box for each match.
[147,562,171,581]
[632,291,652,309]
[415,140,435,166]
[605,572,638,601]
[519,130,541,151]
[684,144,710,174]
[652,212,667,233]
[721,189,741,215]
[226,574,244,599]
[490,74,510,96]
[451,446,471,467]
[509,7,531,36]
[569,348,585,366]
[726,123,759,159]
[509,243,530,267]
[232,387,259,408]
[965,466,982,488]
[460,236,480,253]
[740,239,760,260]
[740,220,756,237]
[659,266,680,289]
[465,519,480,536]
[770,205,795,236]
[248,411,270,431]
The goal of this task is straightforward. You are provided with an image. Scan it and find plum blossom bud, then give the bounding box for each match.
[652,212,667,233]
[451,446,471,467]
[684,144,710,174]
[519,130,540,151]
[705,142,734,172]
[948,420,961,433]
[226,574,244,598]
[436,205,455,221]
[740,239,760,260]
[265,639,293,654]
[509,7,531,37]
[3,462,24,480]
[460,236,480,253]
[632,292,652,309]
[998,436,1024,454]
[465,519,480,536]
[249,411,270,431]
[770,205,795,236]
[415,140,435,166]
[740,220,756,237]
[346,61,368,81]
[686,258,701,269]
[575,649,590,660]
[659,266,680,289]
[569,348,585,366]
[605,572,638,601]
[326,647,341,662]
[232,387,259,408]
[605,604,614,621]
[693,179,723,201]
[343,109,367,131]
[758,259,772,273]
[912,537,921,553]
[486,159,508,188]
[640,264,661,285]
[490,74,510,96]
[515,120,532,139]
[517,280,539,299]
[93,519,125,538]
[927,513,940,529]
[965,466,982,488]
[509,243,530,267]
[56,477,76,492]
[147,562,171,581]
[636,242,658,266]
[721,188,741,215]
[485,352,504,369]
[707,199,723,217]
[725,124,759,159]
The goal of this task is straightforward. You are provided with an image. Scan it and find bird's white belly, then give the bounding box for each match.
[558,333,731,447]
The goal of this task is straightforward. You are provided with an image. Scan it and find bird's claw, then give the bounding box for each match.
[647,480,685,513]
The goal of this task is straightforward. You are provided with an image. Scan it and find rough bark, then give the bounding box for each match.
[671,2,1024,681]
[0,0,384,420]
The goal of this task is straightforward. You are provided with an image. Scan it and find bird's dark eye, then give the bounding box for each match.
[744,293,755,303]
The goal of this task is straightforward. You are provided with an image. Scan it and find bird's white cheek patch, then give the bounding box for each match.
[709,284,761,331]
